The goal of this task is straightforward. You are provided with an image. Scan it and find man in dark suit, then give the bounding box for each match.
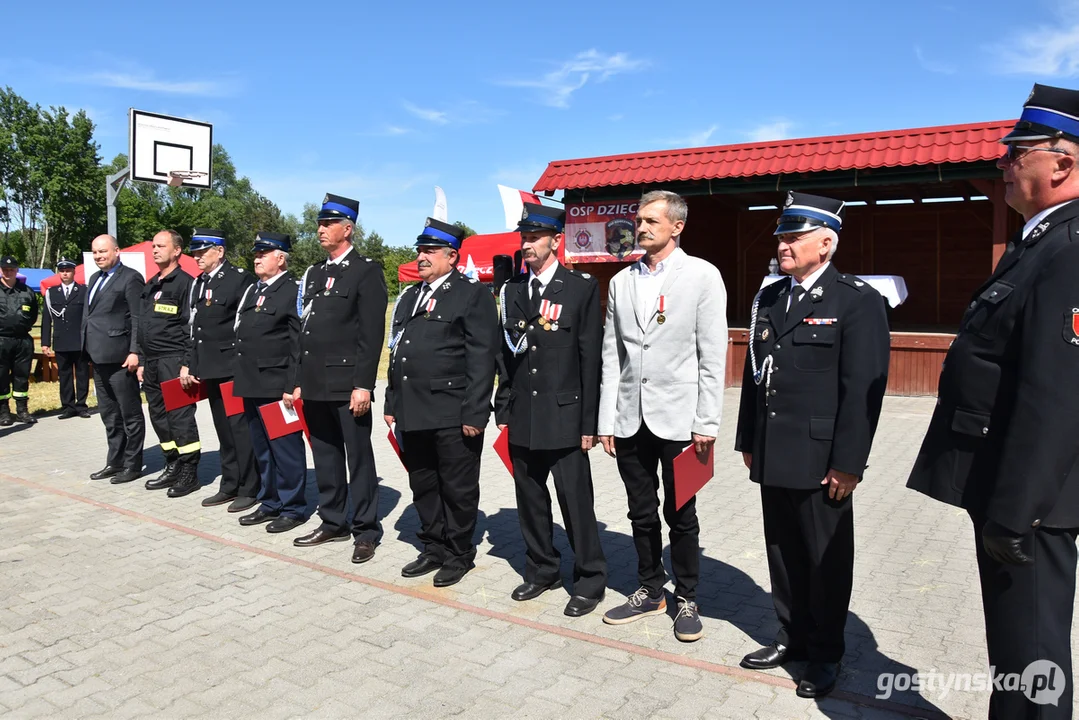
[41,257,90,419]
[494,203,607,617]
[384,218,499,587]
[908,84,1079,719]
[735,192,890,698]
[83,235,145,485]
[181,228,260,513]
[234,232,310,534]
[292,194,387,560]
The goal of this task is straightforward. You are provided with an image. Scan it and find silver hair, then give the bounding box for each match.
[822,228,839,260]
[639,190,688,224]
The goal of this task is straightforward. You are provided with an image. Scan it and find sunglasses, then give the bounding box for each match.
[1001,145,1073,162]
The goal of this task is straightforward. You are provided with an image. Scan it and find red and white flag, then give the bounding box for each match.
[498,184,542,231]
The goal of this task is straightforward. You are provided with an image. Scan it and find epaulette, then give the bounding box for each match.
[365,257,372,262]
[468,277,478,283]
[837,273,867,290]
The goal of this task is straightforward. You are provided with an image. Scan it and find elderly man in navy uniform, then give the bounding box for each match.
[0,255,39,425]
[494,203,607,616]
[384,218,499,587]
[234,232,310,534]
[41,257,90,419]
[139,230,201,498]
[908,84,1079,719]
[292,194,387,561]
[735,192,890,698]
[181,228,260,513]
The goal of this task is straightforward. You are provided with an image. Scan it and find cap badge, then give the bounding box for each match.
[1027,87,1036,103]
[424,218,432,227]
[785,191,794,208]
[522,207,529,220]
[810,286,824,299]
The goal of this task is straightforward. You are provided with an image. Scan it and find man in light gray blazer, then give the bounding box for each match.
[598,190,727,642]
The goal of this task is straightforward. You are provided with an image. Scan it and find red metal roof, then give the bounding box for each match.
[533,120,1015,192]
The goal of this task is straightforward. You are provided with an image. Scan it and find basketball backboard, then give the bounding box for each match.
[129,109,212,189]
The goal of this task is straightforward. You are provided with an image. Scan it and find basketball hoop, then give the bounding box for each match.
[167,170,208,188]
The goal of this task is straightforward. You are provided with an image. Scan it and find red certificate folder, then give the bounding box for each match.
[387,424,406,467]
[259,399,306,440]
[673,443,714,510]
[493,426,514,476]
[292,398,311,443]
[219,381,245,417]
[161,376,208,411]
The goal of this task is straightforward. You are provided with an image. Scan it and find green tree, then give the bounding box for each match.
[453,220,477,239]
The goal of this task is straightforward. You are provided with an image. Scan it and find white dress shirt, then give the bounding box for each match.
[635,248,680,317]
[528,262,559,299]
[787,261,831,310]
[413,271,451,315]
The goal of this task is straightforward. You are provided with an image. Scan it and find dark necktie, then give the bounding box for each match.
[785,285,806,323]
[415,283,431,314]
[530,278,543,317]
[256,280,267,293]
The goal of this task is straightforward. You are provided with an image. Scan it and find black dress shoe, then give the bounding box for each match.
[266,516,306,534]
[352,540,376,564]
[740,642,806,670]
[78,410,91,418]
[564,595,603,617]
[433,564,472,588]
[511,579,562,601]
[401,556,442,578]
[201,492,236,507]
[239,509,279,526]
[796,662,840,698]
[227,497,257,513]
[109,468,141,485]
[167,465,200,498]
[293,527,350,547]
[90,466,121,480]
[57,409,77,419]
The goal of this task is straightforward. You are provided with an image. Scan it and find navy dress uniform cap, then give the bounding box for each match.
[318,193,360,223]
[775,191,845,236]
[252,231,292,253]
[516,202,566,234]
[0,255,18,268]
[56,257,77,270]
[190,227,227,251]
[415,217,467,249]
[1001,83,1079,144]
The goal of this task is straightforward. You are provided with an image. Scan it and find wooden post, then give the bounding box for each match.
[971,178,1010,270]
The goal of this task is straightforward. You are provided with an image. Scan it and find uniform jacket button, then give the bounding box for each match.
[403,375,408,380]
[1032,519,1042,528]
[643,344,650,350]
[982,427,988,435]
[642,378,648,384]
[529,325,534,331]
[768,411,776,418]
[774,344,781,350]
[531,345,536,351]
[769,389,776,396]
[531,368,537,374]
[532,390,537,396]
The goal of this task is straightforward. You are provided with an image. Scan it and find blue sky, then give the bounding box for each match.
[3,0,1078,246]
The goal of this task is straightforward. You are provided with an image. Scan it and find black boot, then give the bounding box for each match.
[14,398,36,424]
[0,401,11,427]
[144,462,179,490]
[167,464,200,498]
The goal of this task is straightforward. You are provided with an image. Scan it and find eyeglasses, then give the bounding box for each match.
[1001,145,1073,162]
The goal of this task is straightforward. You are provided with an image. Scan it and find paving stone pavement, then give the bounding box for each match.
[0,384,1075,719]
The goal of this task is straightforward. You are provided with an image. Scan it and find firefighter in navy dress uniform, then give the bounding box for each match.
[908,84,1079,719]
[735,192,890,699]
[181,228,261,513]
[494,203,607,617]
[383,218,499,587]
[41,257,89,419]
[293,194,387,562]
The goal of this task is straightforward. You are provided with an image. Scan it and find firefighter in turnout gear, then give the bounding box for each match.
[138,231,201,498]
[0,255,39,425]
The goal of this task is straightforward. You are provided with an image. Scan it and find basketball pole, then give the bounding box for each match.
[106,167,130,240]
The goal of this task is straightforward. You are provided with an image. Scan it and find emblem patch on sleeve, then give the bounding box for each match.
[1065,308,1079,346]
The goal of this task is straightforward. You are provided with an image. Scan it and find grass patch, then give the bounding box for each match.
[27,381,99,415]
